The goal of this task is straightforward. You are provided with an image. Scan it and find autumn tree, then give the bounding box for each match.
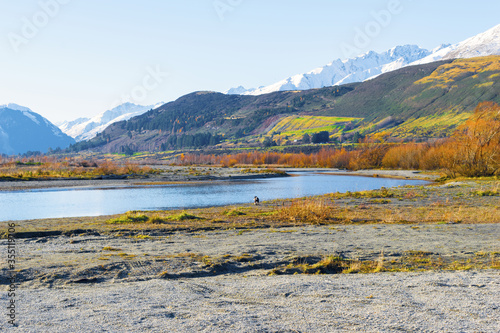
[447,102,500,177]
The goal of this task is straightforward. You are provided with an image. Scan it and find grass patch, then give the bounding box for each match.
[269,250,500,276]
[472,189,499,196]
[223,209,246,216]
[133,234,151,239]
[269,255,382,275]
[102,246,121,251]
[167,212,201,221]
[330,187,394,199]
[106,212,150,224]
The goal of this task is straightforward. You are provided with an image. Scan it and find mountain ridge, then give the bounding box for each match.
[227,24,500,96]
[0,105,75,155]
[58,102,161,142]
[227,45,431,95]
[69,56,500,154]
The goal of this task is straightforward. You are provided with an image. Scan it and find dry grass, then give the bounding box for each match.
[277,199,337,224]
[269,250,500,276]
[102,246,121,251]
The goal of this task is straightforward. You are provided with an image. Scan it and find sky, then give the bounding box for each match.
[0,0,499,123]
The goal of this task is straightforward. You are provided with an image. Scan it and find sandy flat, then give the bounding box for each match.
[1,223,499,331]
[4,271,499,332]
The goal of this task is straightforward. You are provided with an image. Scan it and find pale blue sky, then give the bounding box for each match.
[1,0,499,123]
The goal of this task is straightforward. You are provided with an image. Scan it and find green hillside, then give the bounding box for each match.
[69,56,500,153]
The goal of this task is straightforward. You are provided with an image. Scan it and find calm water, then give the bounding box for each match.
[0,172,426,221]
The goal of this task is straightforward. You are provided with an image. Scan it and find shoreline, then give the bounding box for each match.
[0,166,289,192]
[0,167,436,192]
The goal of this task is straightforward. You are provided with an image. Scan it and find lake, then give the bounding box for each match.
[0,172,427,221]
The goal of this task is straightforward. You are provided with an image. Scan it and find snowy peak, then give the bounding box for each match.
[0,104,75,155]
[0,104,60,135]
[59,102,162,142]
[443,24,500,60]
[410,24,500,66]
[0,103,32,112]
[228,45,431,95]
[226,24,500,96]
[225,86,258,95]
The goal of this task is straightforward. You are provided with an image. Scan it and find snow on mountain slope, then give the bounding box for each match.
[227,24,500,96]
[408,44,457,66]
[227,45,430,95]
[226,86,258,95]
[443,24,500,60]
[59,102,162,142]
[0,103,32,112]
[0,104,75,155]
[410,24,500,66]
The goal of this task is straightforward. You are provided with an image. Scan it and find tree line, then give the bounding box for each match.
[173,102,500,178]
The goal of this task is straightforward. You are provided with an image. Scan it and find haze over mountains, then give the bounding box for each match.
[0,104,74,155]
[227,24,500,96]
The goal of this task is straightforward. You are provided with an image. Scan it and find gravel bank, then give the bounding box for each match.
[4,223,498,287]
[4,271,499,332]
[1,223,499,331]
[0,166,287,192]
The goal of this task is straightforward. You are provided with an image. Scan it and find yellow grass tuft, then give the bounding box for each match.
[278,199,336,224]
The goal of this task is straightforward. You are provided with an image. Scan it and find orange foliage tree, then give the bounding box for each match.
[445,102,500,177]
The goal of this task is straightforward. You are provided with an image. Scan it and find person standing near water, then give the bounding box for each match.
[254,196,260,205]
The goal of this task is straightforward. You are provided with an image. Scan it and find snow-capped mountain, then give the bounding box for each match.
[227,24,500,96]
[226,86,259,95]
[443,23,500,60]
[59,102,163,142]
[0,104,75,155]
[228,45,431,95]
[407,44,458,66]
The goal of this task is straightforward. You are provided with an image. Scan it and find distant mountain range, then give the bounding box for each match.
[71,55,500,154]
[227,24,500,96]
[58,102,162,142]
[59,24,500,145]
[0,104,75,155]
[3,24,499,155]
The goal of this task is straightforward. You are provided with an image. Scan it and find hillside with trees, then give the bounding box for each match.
[67,56,500,154]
